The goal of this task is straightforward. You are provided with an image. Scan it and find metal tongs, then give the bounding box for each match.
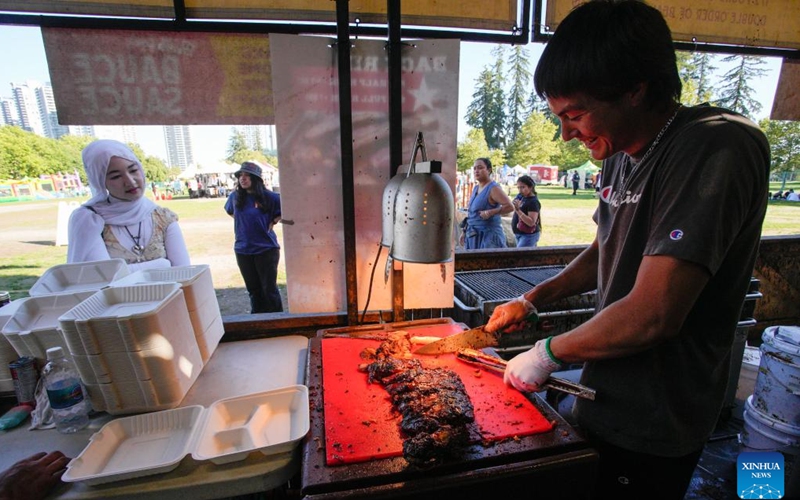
[455,348,596,401]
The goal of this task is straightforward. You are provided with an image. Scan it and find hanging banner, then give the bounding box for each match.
[271,34,458,313]
[771,58,800,120]
[0,0,516,31]
[546,0,800,50]
[186,0,517,31]
[0,0,172,18]
[42,28,273,125]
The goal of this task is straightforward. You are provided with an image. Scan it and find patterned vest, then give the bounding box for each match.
[102,206,178,264]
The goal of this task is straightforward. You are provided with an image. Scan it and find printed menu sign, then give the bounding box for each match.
[42,28,273,125]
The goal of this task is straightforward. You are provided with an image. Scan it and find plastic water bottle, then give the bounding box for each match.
[42,347,90,433]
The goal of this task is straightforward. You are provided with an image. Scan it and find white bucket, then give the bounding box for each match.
[741,396,800,455]
[752,326,800,428]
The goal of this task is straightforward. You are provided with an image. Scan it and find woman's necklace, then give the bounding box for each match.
[619,104,682,191]
[123,222,145,257]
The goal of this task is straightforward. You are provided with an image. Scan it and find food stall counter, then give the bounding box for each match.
[0,335,308,500]
[301,321,598,499]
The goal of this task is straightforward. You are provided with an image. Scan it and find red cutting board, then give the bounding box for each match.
[321,325,554,465]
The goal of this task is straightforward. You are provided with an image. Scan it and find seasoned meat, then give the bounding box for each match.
[364,358,420,384]
[402,425,470,465]
[361,332,475,466]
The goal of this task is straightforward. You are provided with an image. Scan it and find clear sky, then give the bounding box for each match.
[0,25,783,164]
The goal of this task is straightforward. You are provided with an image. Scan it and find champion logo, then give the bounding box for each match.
[670,230,684,241]
[599,186,614,203]
[599,185,641,207]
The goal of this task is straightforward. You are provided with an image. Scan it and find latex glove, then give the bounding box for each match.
[486,295,537,333]
[504,338,562,393]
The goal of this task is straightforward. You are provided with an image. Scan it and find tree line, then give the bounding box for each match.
[0,126,278,184]
[457,45,800,186]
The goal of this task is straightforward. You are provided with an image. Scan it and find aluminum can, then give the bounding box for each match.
[9,357,39,406]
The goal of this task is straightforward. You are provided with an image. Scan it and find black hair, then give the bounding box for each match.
[534,0,681,110]
[476,157,493,172]
[517,175,538,196]
[235,173,270,213]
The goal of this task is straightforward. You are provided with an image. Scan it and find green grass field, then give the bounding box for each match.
[1,184,798,301]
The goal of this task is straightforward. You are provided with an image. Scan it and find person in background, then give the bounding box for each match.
[786,188,799,201]
[460,157,514,249]
[67,140,191,271]
[485,2,769,498]
[224,162,283,313]
[0,451,69,500]
[571,171,580,195]
[511,175,542,248]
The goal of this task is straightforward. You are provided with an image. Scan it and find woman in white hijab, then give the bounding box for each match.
[66,139,191,270]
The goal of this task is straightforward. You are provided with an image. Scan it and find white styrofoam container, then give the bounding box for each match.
[58,283,195,354]
[63,405,203,485]
[63,385,310,485]
[58,283,204,415]
[83,376,191,415]
[196,313,225,362]
[72,319,203,385]
[193,385,310,465]
[1,291,95,362]
[111,265,223,357]
[111,265,217,312]
[29,259,129,297]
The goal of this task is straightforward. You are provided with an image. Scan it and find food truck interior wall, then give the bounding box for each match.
[0,1,797,338]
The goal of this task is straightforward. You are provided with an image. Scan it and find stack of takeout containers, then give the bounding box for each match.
[1,291,96,365]
[58,282,205,415]
[1,259,130,381]
[111,265,223,362]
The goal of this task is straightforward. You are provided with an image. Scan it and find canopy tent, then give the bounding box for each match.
[177,165,198,180]
[198,160,239,175]
[570,161,600,189]
[512,164,527,175]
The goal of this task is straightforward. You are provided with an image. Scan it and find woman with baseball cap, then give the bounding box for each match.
[224,161,283,313]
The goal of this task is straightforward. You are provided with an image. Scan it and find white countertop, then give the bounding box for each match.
[0,335,309,500]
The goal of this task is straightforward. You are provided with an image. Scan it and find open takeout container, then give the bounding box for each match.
[28,259,129,297]
[62,385,310,485]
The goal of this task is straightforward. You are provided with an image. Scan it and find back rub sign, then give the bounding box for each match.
[42,28,273,125]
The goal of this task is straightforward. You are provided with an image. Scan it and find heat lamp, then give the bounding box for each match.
[381,132,454,264]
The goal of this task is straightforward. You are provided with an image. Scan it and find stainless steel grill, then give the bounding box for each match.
[453,266,596,358]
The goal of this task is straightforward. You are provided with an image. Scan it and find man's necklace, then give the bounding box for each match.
[123,221,145,258]
[619,104,682,191]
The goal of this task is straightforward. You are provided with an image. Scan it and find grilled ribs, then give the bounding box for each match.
[359,331,475,465]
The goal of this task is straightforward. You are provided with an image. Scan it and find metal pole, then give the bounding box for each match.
[336,0,359,325]
[388,0,405,322]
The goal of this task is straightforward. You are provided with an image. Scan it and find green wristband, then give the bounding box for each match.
[545,336,565,366]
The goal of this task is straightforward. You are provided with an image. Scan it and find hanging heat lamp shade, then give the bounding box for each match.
[381,172,406,248]
[390,163,454,264]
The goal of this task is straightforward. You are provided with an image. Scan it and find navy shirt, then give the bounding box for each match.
[224,190,281,255]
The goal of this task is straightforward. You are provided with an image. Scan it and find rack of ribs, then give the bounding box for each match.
[358,331,475,465]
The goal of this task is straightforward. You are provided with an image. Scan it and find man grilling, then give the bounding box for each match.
[485,1,769,498]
